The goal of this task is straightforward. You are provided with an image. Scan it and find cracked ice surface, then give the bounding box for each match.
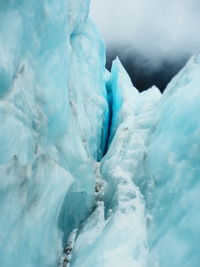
[71,60,161,267]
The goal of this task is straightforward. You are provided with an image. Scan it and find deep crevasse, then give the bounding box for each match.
[70,55,200,267]
[71,59,161,267]
[1,1,200,267]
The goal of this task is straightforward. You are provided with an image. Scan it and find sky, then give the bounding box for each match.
[90,0,200,91]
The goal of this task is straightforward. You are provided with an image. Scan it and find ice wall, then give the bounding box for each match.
[0,1,108,266]
[142,54,200,267]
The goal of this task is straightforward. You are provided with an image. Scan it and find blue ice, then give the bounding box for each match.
[0,1,200,267]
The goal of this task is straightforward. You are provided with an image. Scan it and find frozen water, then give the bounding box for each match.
[71,59,161,267]
[0,1,108,266]
[0,1,200,267]
[142,54,200,267]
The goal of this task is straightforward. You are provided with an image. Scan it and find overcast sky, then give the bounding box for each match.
[90,0,200,67]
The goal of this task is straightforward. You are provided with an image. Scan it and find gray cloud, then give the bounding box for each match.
[90,0,200,66]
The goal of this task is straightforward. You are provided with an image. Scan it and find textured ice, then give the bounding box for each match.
[71,59,161,267]
[0,1,108,266]
[142,54,200,267]
[0,1,200,267]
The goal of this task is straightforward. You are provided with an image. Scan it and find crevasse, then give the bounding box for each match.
[0,1,200,267]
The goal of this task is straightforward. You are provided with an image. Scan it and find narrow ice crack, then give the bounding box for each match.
[59,229,78,267]
[59,162,106,267]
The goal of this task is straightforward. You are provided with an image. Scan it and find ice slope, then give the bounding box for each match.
[0,1,108,266]
[141,54,200,267]
[71,59,161,267]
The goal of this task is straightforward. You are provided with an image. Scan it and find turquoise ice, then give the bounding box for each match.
[143,54,200,267]
[0,1,108,266]
[0,1,200,267]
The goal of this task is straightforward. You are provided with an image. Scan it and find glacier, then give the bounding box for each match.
[0,1,200,267]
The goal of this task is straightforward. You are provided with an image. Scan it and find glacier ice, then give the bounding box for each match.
[0,1,200,267]
[142,54,200,267]
[0,1,108,266]
[70,59,161,267]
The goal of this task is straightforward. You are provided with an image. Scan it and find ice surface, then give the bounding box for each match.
[0,1,108,266]
[141,54,200,267]
[0,1,200,267]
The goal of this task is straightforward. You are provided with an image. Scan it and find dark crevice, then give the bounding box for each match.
[101,80,113,158]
